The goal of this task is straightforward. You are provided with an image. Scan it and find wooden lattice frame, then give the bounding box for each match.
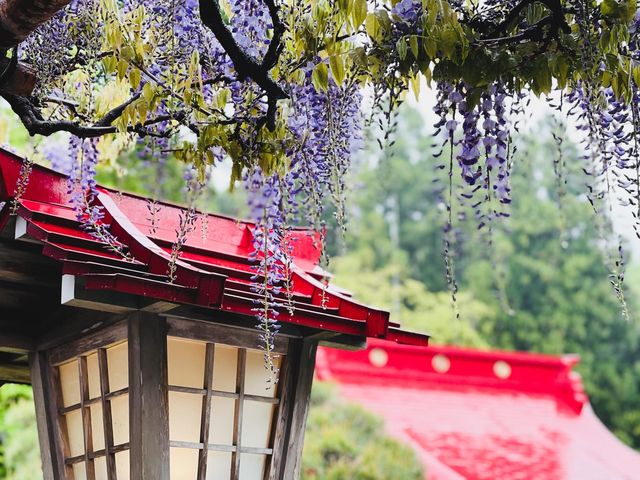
[29,311,315,480]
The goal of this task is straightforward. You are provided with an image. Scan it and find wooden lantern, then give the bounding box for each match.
[0,149,428,479]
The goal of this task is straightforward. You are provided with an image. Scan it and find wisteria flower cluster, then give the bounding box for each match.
[6,0,640,353]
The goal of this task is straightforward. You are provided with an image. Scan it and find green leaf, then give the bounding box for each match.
[374,9,391,32]
[633,65,640,88]
[409,73,421,100]
[102,55,117,74]
[349,46,368,69]
[142,82,155,103]
[312,63,329,92]
[329,54,345,85]
[117,59,129,80]
[128,68,141,89]
[440,28,458,59]
[409,36,419,59]
[532,58,552,94]
[397,38,408,61]
[365,13,380,40]
[424,37,437,59]
[601,0,637,21]
[352,0,367,28]
[555,55,570,88]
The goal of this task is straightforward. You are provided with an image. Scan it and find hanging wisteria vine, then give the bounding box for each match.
[3,0,640,361]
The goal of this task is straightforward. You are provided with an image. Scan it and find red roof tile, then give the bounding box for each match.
[316,340,640,479]
[0,148,427,345]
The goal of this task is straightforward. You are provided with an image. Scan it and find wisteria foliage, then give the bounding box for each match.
[5,0,640,359]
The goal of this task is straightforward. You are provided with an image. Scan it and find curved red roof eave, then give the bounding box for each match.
[0,148,428,346]
[316,340,640,480]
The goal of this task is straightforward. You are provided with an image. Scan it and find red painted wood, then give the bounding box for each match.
[0,149,428,346]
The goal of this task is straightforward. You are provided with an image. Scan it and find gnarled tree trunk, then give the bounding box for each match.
[0,0,71,95]
[0,0,71,49]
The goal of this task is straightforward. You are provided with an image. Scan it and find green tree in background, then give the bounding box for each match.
[463,119,640,447]
[0,384,40,480]
[302,383,424,480]
[329,106,640,448]
[2,102,640,479]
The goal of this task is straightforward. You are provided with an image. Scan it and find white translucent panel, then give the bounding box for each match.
[87,353,101,400]
[72,462,87,480]
[239,454,266,480]
[65,409,84,457]
[115,450,130,480]
[111,395,129,445]
[59,360,80,407]
[90,403,105,451]
[94,456,107,480]
[107,342,128,392]
[206,451,232,480]
[170,447,198,480]
[168,337,206,388]
[209,397,235,445]
[169,392,202,443]
[241,401,274,449]
[244,350,281,398]
[212,346,237,393]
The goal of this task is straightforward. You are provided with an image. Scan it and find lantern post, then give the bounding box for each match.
[0,149,428,479]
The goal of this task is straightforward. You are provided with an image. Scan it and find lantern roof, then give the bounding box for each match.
[0,148,427,347]
[316,340,640,480]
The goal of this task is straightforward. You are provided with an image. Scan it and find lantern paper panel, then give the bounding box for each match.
[55,340,131,480]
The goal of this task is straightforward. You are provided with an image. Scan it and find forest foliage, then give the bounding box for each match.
[1,105,640,477]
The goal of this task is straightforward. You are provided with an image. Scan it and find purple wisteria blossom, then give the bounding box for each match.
[245,168,288,384]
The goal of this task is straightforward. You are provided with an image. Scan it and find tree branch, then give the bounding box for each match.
[0,50,36,95]
[486,0,569,40]
[0,0,75,95]
[2,93,176,138]
[478,16,554,46]
[95,91,142,127]
[262,0,285,71]
[198,0,287,131]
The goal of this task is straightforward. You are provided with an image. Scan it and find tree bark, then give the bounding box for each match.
[0,0,71,50]
[0,57,36,95]
[0,0,72,95]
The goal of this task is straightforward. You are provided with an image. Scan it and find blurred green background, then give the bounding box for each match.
[1,103,640,478]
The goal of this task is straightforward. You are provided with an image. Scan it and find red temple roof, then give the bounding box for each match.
[0,148,427,346]
[316,340,640,480]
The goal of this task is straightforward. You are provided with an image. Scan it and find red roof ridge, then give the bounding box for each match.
[317,338,587,414]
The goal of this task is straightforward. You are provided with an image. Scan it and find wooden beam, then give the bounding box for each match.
[0,240,59,287]
[0,331,34,353]
[97,348,117,480]
[231,348,247,480]
[166,316,289,355]
[48,321,128,366]
[266,352,291,480]
[0,361,30,383]
[61,275,138,314]
[161,305,304,339]
[197,343,215,480]
[318,333,367,351]
[29,350,69,480]
[78,356,96,480]
[37,307,127,353]
[0,281,57,310]
[128,312,170,480]
[276,338,318,480]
